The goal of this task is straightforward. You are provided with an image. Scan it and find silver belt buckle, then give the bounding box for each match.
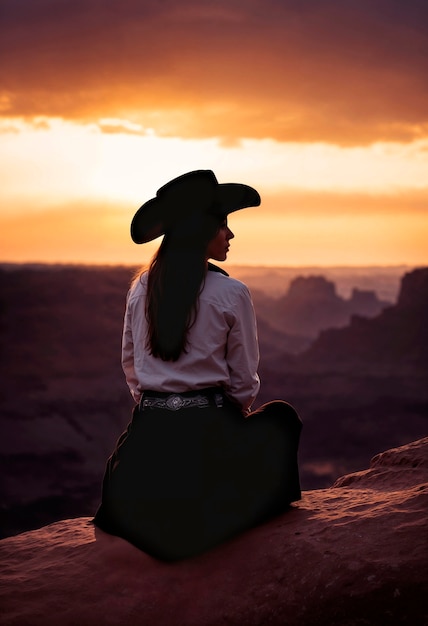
[165,394,185,411]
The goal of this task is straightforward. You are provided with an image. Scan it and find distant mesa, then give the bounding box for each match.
[289,275,337,299]
[349,287,385,314]
[253,274,391,340]
[396,265,428,310]
[297,267,428,373]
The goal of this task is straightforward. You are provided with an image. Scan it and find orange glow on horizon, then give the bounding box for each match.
[1,198,427,268]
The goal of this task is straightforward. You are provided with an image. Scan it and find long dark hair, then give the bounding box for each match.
[144,211,223,361]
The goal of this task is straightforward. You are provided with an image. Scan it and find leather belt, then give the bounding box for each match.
[140,391,224,411]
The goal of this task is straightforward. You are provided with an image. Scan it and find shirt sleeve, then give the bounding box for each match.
[121,291,142,404]
[225,284,260,414]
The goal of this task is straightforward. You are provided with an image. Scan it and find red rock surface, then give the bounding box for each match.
[1,438,427,626]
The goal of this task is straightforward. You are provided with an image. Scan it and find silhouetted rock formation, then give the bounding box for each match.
[265,275,390,337]
[1,437,426,626]
[257,268,428,489]
[297,267,428,373]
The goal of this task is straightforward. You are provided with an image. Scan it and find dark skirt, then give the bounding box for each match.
[94,395,302,561]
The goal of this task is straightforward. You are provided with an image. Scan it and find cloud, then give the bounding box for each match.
[0,0,427,144]
[97,118,150,135]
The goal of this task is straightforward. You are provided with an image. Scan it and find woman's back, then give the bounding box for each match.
[122,267,260,412]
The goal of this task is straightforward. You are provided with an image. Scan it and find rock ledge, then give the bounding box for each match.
[1,438,427,626]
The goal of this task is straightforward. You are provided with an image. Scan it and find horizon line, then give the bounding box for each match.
[0,260,421,271]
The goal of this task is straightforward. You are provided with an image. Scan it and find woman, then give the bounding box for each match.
[94,170,302,561]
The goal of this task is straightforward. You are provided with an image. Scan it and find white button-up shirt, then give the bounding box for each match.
[121,268,260,413]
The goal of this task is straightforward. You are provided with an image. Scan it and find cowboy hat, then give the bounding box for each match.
[131,170,261,244]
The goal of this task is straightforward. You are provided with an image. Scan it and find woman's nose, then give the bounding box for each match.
[227,228,235,240]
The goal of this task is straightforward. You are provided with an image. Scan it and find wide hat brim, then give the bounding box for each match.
[131,169,261,244]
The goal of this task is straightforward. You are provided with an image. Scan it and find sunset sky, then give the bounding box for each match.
[1,0,427,267]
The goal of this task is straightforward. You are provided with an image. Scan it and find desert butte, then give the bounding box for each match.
[0,437,427,626]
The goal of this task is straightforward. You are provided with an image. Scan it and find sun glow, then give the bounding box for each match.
[1,117,427,266]
[228,211,428,267]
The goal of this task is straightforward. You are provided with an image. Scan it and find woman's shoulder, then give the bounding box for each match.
[127,270,148,300]
[204,268,251,302]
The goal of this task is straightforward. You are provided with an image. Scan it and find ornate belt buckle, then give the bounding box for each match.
[166,394,184,411]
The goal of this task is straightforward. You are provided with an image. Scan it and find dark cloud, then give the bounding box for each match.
[1,0,427,144]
